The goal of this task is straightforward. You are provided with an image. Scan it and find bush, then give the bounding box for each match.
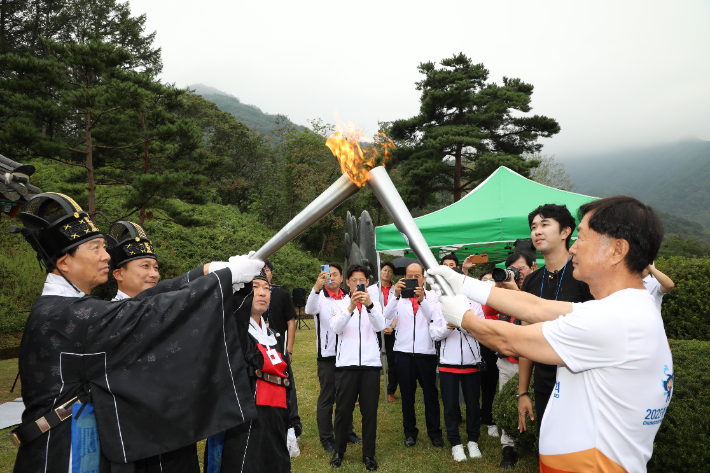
[492,373,538,455]
[655,257,710,341]
[648,339,710,472]
[492,340,710,472]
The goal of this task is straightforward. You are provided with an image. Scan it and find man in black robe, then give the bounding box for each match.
[10,193,264,472]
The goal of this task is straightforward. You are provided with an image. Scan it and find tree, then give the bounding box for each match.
[657,235,710,259]
[390,53,560,207]
[526,153,576,191]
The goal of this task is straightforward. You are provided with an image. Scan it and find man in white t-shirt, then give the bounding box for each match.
[428,196,673,473]
[642,264,675,312]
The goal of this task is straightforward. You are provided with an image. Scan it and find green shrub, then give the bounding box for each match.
[492,373,538,455]
[492,340,710,472]
[655,257,710,341]
[648,339,710,472]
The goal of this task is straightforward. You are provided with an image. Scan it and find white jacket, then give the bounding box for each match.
[384,289,440,356]
[329,297,386,369]
[305,287,348,360]
[368,283,396,310]
[430,300,485,368]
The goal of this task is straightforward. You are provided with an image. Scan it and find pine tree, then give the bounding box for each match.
[390,53,560,206]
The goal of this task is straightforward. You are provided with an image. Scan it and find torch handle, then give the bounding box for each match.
[250,174,360,261]
[366,167,456,297]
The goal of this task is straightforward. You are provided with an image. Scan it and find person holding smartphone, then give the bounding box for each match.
[327,264,385,471]
[384,262,444,449]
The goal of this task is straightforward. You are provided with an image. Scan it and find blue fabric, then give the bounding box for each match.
[206,431,226,473]
[71,403,100,473]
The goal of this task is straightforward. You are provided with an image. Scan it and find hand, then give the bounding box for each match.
[517,395,534,432]
[438,294,471,327]
[394,278,406,298]
[445,323,457,330]
[227,254,264,284]
[414,285,425,303]
[500,279,518,291]
[384,326,393,335]
[427,266,492,305]
[289,352,293,363]
[462,255,476,273]
[361,290,373,306]
[314,271,330,292]
[425,266,465,295]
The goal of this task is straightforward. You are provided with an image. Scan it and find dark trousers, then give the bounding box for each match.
[395,352,441,440]
[385,333,398,395]
[317,358,354,443]
[440,371,481,447]
[288,374,302,437]
[535,390,552,427]
[479,345,499,425]
[334,369,380,458]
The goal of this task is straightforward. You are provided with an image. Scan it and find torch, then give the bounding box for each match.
[366,167,455,297]
[251,173,360,261]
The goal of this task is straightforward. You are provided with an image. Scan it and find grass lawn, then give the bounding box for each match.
[0,327,539,472]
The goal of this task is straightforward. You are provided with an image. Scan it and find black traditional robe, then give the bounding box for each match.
[14,267,258,473]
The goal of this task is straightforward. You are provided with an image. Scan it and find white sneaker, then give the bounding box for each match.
[487,424,499,437]
[467,441,482,458]
[451,444,467,462]
[287,427,300,458]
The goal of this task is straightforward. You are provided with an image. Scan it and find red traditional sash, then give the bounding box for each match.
[255,344,288,408]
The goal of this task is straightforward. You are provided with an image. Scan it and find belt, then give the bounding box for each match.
[10,396,78,448]
[254,369,290,387]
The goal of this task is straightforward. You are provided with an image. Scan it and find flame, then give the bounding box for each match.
[326,126,395,187]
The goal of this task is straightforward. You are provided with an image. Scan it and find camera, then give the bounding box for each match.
[492,266,521,283]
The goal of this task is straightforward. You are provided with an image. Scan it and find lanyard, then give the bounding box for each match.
[540,256,571,301]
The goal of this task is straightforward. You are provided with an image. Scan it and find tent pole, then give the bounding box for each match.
[376,250,389,409]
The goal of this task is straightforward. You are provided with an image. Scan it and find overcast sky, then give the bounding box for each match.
[128,0,709,159]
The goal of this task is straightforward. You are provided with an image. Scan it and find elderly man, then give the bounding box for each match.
[385,262,444,449]
[429,196,672,473]
[11,193,263,472]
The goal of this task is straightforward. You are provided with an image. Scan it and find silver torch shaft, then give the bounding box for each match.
[251,173,360,261]
[366,166,455,297]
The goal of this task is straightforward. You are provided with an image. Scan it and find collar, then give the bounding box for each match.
[112,290,131,301]
[41,273,85,298]
[248,316,277,346]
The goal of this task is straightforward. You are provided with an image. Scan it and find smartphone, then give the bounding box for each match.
[320,264,331,284]
[357,283,366,293]
[400,279,418,298]
[467,254,489,264]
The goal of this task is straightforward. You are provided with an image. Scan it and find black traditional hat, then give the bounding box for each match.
[253,267,269,283]
[14,192,103,271]
[106,221,156,270]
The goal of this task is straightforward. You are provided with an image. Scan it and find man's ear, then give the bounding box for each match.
[561,226,572,241]
[113,268,123,282]
[610,238,630,267]
[55,253,70,273]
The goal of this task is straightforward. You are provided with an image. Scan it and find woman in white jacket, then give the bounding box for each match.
[430,295,486,463]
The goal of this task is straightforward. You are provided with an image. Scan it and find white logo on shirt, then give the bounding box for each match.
[554,381,561,398]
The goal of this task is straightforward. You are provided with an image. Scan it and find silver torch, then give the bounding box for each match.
[251,174,360,261]
[366,166,455,297]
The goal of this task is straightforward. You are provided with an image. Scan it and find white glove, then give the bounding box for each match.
[438,294,473,328]
[426,266,492,305]
[209,253,264,292]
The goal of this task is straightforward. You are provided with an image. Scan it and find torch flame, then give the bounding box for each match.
[326,126,395,187]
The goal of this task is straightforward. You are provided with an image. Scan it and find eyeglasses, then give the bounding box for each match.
[264,267,272,272]
[481,277,493,282]
[514,266,529,272]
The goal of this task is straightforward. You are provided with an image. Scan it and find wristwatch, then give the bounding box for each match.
[366,302,375,311]
[517,392,530,399]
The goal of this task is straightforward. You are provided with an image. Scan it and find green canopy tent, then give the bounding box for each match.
[375,166,598,264]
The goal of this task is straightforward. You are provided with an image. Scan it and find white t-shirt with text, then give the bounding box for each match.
[540,289,673,473]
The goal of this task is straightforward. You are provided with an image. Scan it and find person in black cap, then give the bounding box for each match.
[107,221,202,472]
[205,268,294,473]
[10,192,264,473]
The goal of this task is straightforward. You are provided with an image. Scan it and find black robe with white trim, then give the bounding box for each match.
[14,267,257,472]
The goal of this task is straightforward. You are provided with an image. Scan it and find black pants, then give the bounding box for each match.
[535,390,552,427]
[440,371,481,447]
[385,333,398,395]
[288,373,302,437]
[395,352,441,440]
[317,358,354,443]
[479,345,499,425]
[334,369,380,458]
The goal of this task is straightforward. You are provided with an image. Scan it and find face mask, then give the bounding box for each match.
[485,280,495,287]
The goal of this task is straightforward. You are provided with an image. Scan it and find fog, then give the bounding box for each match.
[128,0,710,159]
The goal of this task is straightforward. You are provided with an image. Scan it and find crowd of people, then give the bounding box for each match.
[8,191,675,473]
